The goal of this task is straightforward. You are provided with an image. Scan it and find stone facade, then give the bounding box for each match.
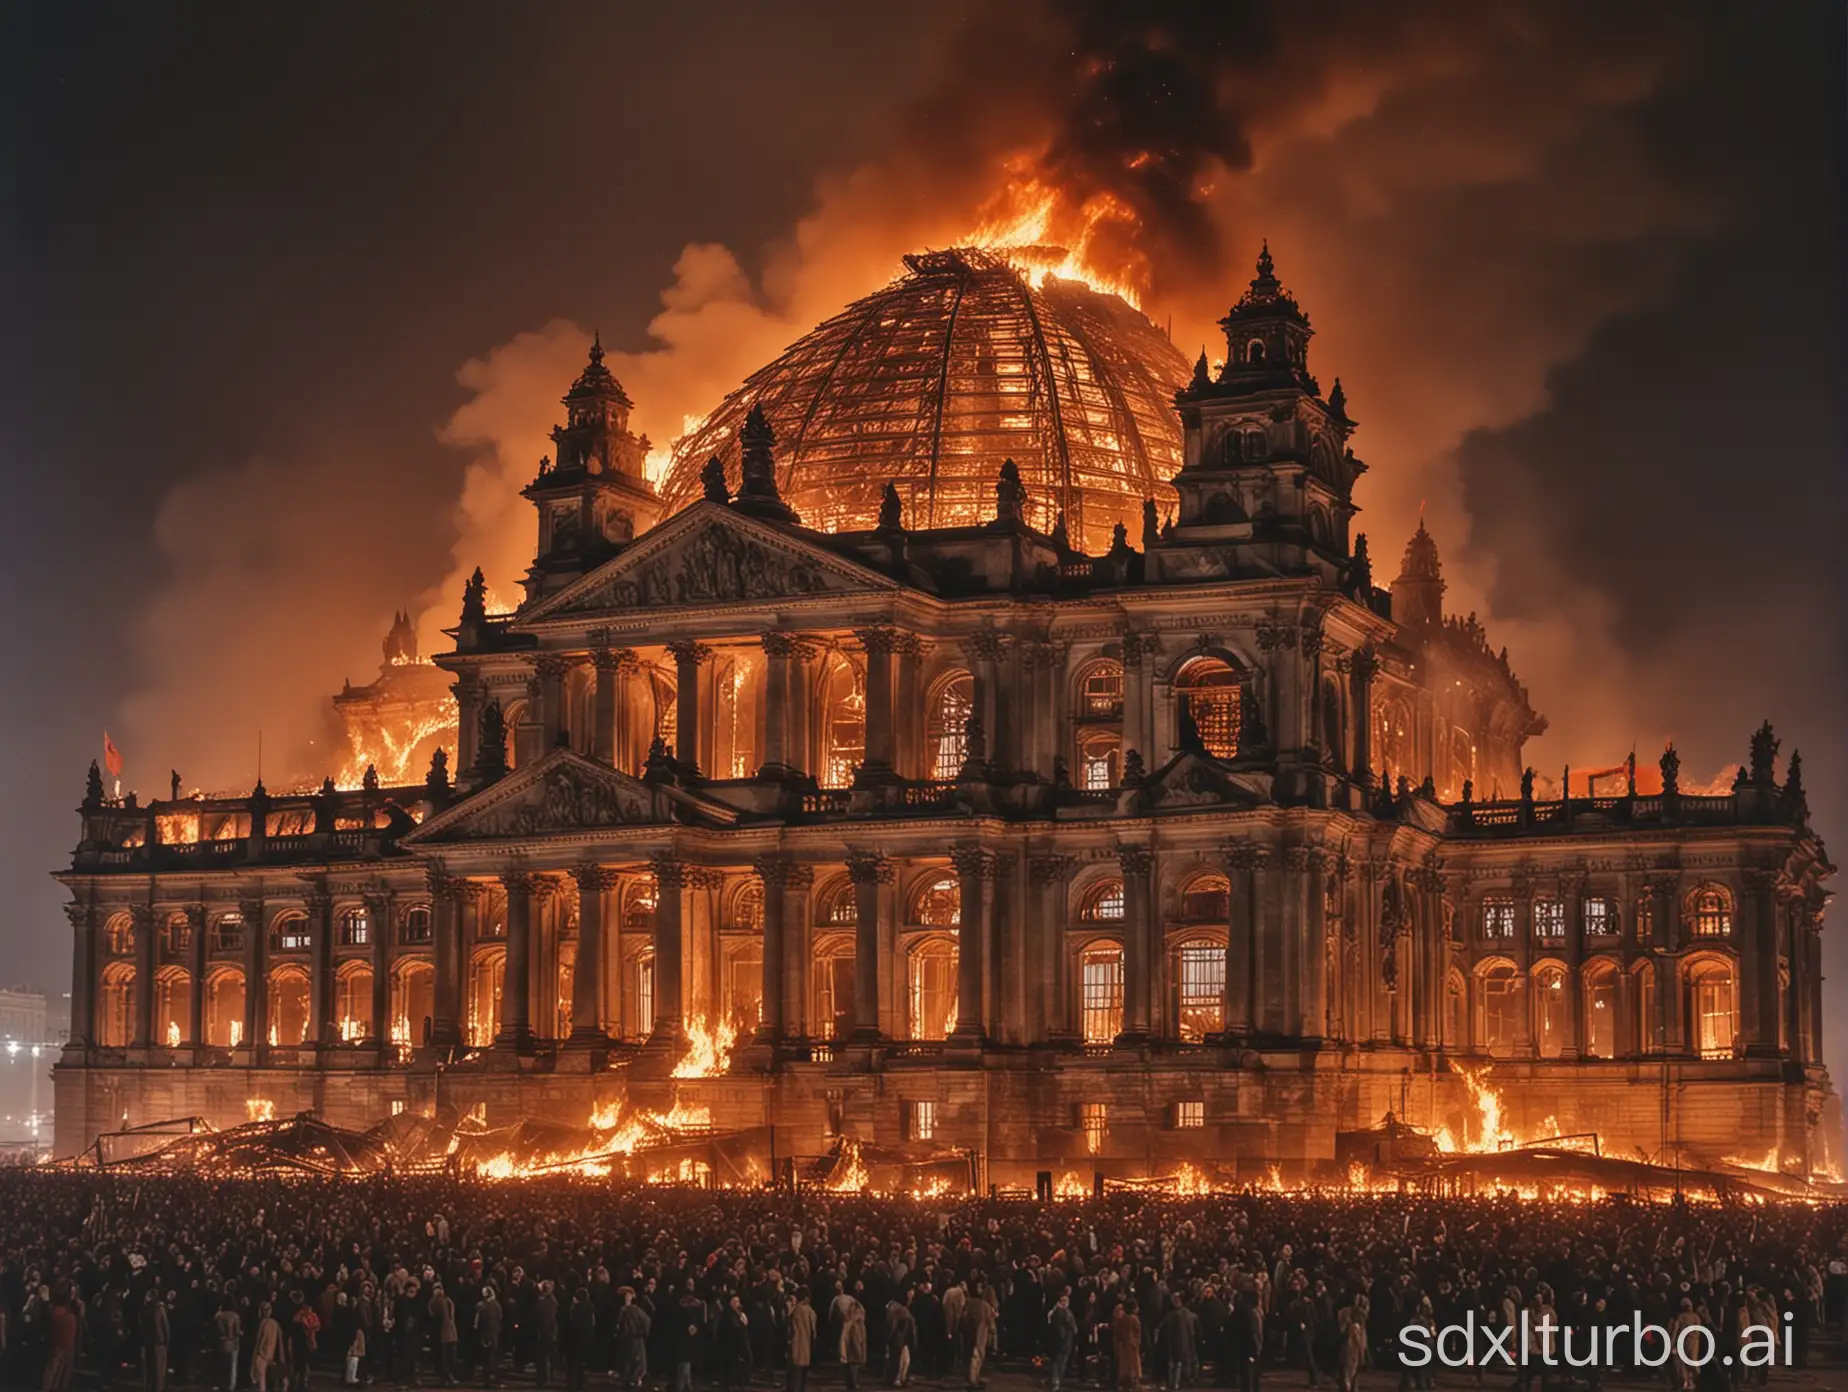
[53,250,1837,1184]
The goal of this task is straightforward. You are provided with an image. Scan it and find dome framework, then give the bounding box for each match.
[661,248,1189,550]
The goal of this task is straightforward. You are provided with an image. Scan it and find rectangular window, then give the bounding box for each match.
[634,957,655,1039]
[1175,945,1225,1041]
[390,1100,406,1116]
[1636,895,1654,944]
[910,1099,936,1141]
[278,921,312,951]
[1079,1102,1107,1154]
[1481,899,1516,938]
[1174,1100,1205,1129]
[1080,949,1124,1043]
[1583,897,1615,937]
[1533,899,1566,937]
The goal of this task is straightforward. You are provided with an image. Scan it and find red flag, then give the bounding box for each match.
[102,731,123,779]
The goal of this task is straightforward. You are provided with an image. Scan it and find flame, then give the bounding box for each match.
[826,1137,870,1192]
[472,1093,714,1180]
[338,1017,365,1043]
[671,1013,737,1079]
[1054,1171,1091,1199]
[165,1021,180,1047]
[246,1098,275,1122]
[1171,1162,1213,1196]
[967,168,1146,308]
[647,1156,711,1186]
[336,700,459,790]
[1723,1145,1783,1174]
[1436,1066,1515,1154]
[910,1175,955,1199]
[228,1019,243,1048]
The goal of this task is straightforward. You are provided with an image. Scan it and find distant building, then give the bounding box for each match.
[0,990,49,1044]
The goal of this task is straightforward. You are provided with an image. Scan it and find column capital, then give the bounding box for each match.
[760,630,802,659]
[665,639,714,667]
[573,864,623,893]
[63,902,92,930]
[961,630,1009,665]
[950,846,999,881]
[687,867,726,892]
[1116,844,1155,879]
[1282,846,1312,872]
[649,855,688,889]
[846,849,895,885]
[853,625,901,657]
[424,867,469,902]
[500,870,543,896]
[1028,853,1073,887]
[532,652,578,680]
[1120,630,1155,669]
[592,646,637,673]
[302,888,333,913]
[1350,646,1381,683]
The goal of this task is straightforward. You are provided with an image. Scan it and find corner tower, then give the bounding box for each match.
[520,335,662,601]
[1151,245,1365,585]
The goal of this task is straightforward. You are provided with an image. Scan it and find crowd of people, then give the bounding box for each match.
[0,1173,1840,1392]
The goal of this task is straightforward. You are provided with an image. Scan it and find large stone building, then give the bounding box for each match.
[53,248,1837,1183]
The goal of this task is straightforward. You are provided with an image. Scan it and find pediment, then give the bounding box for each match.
[522,502,900,623]
[1141,750,1272,809]
[403,748,668,844]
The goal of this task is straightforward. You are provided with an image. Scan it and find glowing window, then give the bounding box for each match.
[1078,661,1124,717]
[1690,886,1732,938]
[399,906,432,945]
[1079,946,1123,1044]
[820,654,866,789]
[1174,1101,1204,1129]
[1177,658,1242,759]
[274,914,311,952]
[338,906,371,947]
[1636,895,1654,944]
[910,874,960,927]
[1080,1102,1107,1154]
[1583,898,1615,937]
[1078,731,1120,790]
[1535,965,1568,1058]
[1481,963,1521,1056]
[1533,899,1565,938]
[1179,874,1230,922]
[907,940,957,1040]
[1481,899,1516,939]
[1175,943,1225,1042]
[926,673,973,780]
[1079,879,1125,922]
[910,1100,936,1141]
[1692,963,1737,1059]
[1585,968,1617,1059]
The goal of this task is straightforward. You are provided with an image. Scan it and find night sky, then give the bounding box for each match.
[4,4,1843,1090]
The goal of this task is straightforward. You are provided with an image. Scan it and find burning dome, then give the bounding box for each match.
[660,248,1190,551]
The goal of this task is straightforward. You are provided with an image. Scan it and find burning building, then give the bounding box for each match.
[52,246,1837,1187]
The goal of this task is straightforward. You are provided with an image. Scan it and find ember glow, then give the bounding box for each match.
[337,699,459,790]
[826,1137,870,1192]
[671,1013,736,1080]
[968,168,1146,308]
[245,1099,276,1122]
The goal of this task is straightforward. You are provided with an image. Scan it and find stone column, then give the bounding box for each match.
[428,872,463,1048]
[753,856,791,1042]
[1117,845,1155,1042]
[185,904,206,1048]
[779,864,814,1042]
[131,905,156,1049]
[1030,855,1074,1042]
[1223,846,1255,1037]
[965,635,1005,769]
[758,633,796,777]
[366,892,392,1048]
[63,904,96,1049]
[1562,873,1585,1059]
[1304,852,1328,1045]
[497,872,536,1050]
[950,846,994,1043]
[570,866,619,1043]
[1121,633,1150,770]
[454,677,483,774]
[666,642,710,775]
[853,628,898,784]
[1742,867,1782,1055]
[593,648,631,765]
[534,653,573,750]
[1651,874,1683,1052]
[241,897,267,1058]
[307,889,336,1050]
[649,856,686,1046]
[1350,648,1378,781]
[847,850,892,1039]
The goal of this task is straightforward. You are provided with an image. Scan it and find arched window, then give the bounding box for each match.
[467,949,505,1047]
[730,881,764,932]
[564,665,596,757]
[1077,878,1125,923]
[647,671,677,765]
[154,967,189,1047]
[1078,944,1124,1043]
[1247,339,1266,365]
[160,913,191,958]
[1478,961,1521,1056]
[338,905,371,947]
[1688,885,1733,938]
[1076,731,1121,790]
[268,967,311,1047]
[212,912,246,953]
[1584,962,1618,1059]
[713,652,761,779]
[271,912,311,953]
[205,968,246,1048]
[1534,963,1569,1058]
[815,876,858,927]
[399,905,433,945]
[99,962,134,1047]
[926,672,973,780]
[626,948,656,1040]
[1689,958,1738,1059]
[724,944,763,1031]
[394,960,434,1047]
[1373,693,1413,783]
[334,964,372,1040]
[812,938,854,1040]
[500,699,529,772]
[1171,938,1225,1041]
[907,939,957,1040]
[1178,873,1230,923]
[104,914,134,956]
[1176,657,1242,759]
[819,652,866,789]
[909,873,960,927]
[1077,659,1124,718]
